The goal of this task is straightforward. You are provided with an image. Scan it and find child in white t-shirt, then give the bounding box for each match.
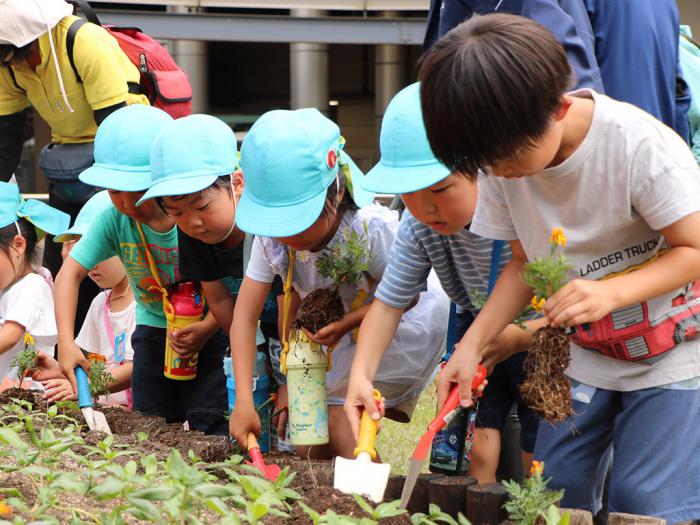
[75,256,135,407]
[0,182,70,396]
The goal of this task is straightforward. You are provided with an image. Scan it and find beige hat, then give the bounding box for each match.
[0,0,73,48]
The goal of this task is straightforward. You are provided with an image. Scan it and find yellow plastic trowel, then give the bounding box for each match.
[333,390,390,503]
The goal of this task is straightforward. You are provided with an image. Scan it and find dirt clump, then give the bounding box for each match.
[520,326,573,422]
[296,288,345,333]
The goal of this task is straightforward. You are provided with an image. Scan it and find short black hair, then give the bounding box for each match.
[0,217,38,268]
[0,43,34,67]
[419,13,572,178]
[156,175,232,214]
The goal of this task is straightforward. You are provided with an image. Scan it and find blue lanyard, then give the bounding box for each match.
[487,240,504,295]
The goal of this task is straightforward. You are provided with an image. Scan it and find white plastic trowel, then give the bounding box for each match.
[334,390,390,503]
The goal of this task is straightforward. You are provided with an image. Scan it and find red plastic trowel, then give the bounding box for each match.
[246,433,282,481]
[399,364,488,509]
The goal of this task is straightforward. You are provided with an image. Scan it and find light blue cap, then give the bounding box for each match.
[80,105,173,191]
[54,190,113,243]
[0,182,70,240]
[136,114,238,206]
[362,82,451,194]
[237,108,374,237]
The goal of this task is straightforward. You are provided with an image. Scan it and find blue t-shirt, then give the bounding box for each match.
[423,0,603,92]
[70,207,179,328]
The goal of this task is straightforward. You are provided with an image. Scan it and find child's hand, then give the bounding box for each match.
[272,385,288,442]
[29,354,65,382]
[344,375,385,442]
[543,279,619,328]
[41,378,76,403]
[302,319,349,347]
[169,322,212,357]
[436,343,487,410]
[479,324,531,372]
[58,342,90,394]
[230,401,261,450]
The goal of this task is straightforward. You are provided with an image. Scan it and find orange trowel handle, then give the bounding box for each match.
[427,364,487,434]
[354,389,382,460]
[247,433,266,472]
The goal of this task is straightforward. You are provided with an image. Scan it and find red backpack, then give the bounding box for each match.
[67,0,192,119]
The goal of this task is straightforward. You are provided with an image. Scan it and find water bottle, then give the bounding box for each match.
[285,329,329,446]
[164,282,203,380]
[223,351,271,452]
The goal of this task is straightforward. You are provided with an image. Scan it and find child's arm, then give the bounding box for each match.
[54,256,91,392]
[544,212,700,327]
[108,362,132,393]
[303,303,371,347]
[0,321,25,355]
[438,240,533,410]
[201,280,235,333]
[344,298,405,438]
[229,276,272,449]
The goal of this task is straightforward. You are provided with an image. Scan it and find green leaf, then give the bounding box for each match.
[0,428,27,451]
[205,497,230,516]
[373,501,407,519]
[352,494,374,515]
[126,497,162,520]
[129,486,180,501]
[165,449,188,481]
[193,484,239,499]
[90,477,128,499]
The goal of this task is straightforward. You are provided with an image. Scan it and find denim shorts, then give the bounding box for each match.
[131,325,229,435]
[534,384,700,523]
[453,310,539,452]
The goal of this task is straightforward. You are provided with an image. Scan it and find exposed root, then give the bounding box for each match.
[520,326,573,423]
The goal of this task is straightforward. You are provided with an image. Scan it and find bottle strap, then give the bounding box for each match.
[280,247,296,375]
[135,222,174,320]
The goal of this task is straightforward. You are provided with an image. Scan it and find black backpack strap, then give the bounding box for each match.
[71,0,101,25]
[67,18,87,83]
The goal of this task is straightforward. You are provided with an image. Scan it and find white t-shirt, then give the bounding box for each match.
[0,273,56,386]
[472,89,700,391]
[76,290,135,406]
[246,205,449,405]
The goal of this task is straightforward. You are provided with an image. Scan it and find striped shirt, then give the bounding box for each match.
[375,210,510,316]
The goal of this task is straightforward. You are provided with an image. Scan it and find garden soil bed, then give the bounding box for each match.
[0,388,411,524]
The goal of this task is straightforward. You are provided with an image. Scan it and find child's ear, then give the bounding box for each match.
[12,234,26,255]
[232,170,244,197]
[554,96,573,121]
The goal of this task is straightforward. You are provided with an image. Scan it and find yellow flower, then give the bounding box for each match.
[550,228,567,246]
[23,333,35,347]
[530,460,544,477]
[530,296,546,313]
[0,500,12,519]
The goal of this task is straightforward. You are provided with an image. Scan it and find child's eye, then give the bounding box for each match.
[431,185,450,193]
[196,203,210,212]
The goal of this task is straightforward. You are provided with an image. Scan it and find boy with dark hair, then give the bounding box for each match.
[420,13,700,521]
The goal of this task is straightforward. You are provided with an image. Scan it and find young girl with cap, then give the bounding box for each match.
[0,180,70,396]
[55,105,229,434]
[229,108,449,459]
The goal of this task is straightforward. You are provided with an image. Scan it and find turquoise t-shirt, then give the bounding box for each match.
[70,207,179,328]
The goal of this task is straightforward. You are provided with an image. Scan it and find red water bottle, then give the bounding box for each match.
[164,282,204,380]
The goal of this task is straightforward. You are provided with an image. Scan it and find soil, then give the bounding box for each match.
[296,288,345,333]
[519,326,573,422]
[0,390,412,524]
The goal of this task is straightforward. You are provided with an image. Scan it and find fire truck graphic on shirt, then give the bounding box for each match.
[572,280,700,363]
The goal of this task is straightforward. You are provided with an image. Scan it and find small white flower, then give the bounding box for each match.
[340,226,353,242]
[296,250,311,263]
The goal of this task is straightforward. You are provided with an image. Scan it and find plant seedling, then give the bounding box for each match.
[519,228,574,422]
[10,334,39,388]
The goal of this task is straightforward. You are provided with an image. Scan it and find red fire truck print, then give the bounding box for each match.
[572,281,700,362]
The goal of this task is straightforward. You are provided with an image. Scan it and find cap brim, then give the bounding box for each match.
[362,160,450,194]
[340,152,375,207]
[80,166,152,192]
[136,175,218,206]
[236,190,326,237]
[54,229,81,243]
